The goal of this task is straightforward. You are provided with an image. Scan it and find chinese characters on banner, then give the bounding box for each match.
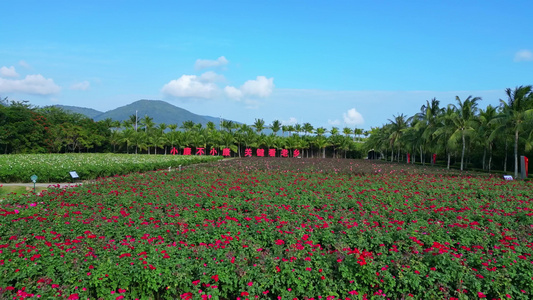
[222,148,231,157]
[244,148,252,157]
[293,149,300,157]
[177,147,301,157]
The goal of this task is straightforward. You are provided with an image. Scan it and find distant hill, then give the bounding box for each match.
[57,99,237,128]
[55,105,104,119]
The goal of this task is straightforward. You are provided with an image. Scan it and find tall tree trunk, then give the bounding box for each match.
[391,147,394,162]
[420,145,423,166]
[447,152,451,169]
[482,148,486,170]
[461,132,465,171]
[514,129,519,178]
[322,147,326,158]
[504,139,508,172]
[488,144,493,172]
[397,146,401,162]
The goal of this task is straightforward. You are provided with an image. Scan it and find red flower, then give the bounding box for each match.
[478,292,486,298]
[211,274,219,282]
[68,294,79,300]
[241,291,249,296]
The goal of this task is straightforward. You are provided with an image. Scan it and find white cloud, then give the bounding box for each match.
[0,66,19,78]
[19,60,30,69]
[0,74,61,95]
[195,56,229,70]
[70,80,90,91]
[241,76,274,98]
[514,50,533,62]
[161,73,219,99]
[224,75,275,101]
[282,117,298,125]
[328,119,341,125]
[343,108,364,125]
[224,86,243,100]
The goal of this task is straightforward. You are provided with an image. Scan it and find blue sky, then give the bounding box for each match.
[1,0,532,130]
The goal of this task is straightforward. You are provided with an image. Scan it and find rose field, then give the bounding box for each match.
[0,158,532,300]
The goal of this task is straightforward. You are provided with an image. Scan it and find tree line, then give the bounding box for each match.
[364,86,533,177]
[0,97,365,159]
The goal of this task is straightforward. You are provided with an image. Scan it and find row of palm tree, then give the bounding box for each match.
[364,86,533,177]
[107,115,367,159]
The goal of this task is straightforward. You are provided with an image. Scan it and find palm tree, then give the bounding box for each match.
[433,105,457,169]
[478,105,498,171]
[270,120,281,135]
[152,123,167,154]
[294,124,302,136]
[315,127,327,136]
[221,120,235,133]
[449,95,481,170]
[314,135,329,158]
[281,125,289,137]
[303,122,314,136]
[287,125,295,137]
[402,118,424,164]
[181,120,195,132]
[353,128,363,142]
[128,114,139,131]
[342,127,352,138]
[329,127,340,157]
[220,131,237,155]
[109,130,121,153]
[206,121,216,132]
[491,86,533,177]
[415,98,444,164]
[338,136,352,158]
[140,115,155,154]
[167,130,182,152]
[388,114,408,162]
[253,118,266,134]
[364,126,389,160]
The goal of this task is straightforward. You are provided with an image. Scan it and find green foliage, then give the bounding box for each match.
[0,153,222,183]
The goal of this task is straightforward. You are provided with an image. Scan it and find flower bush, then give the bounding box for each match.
[0,154,221,183]
[0,158,532,299]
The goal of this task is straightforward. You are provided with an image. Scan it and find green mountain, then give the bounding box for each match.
[58,99,235,127]
[54,105,104,119]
